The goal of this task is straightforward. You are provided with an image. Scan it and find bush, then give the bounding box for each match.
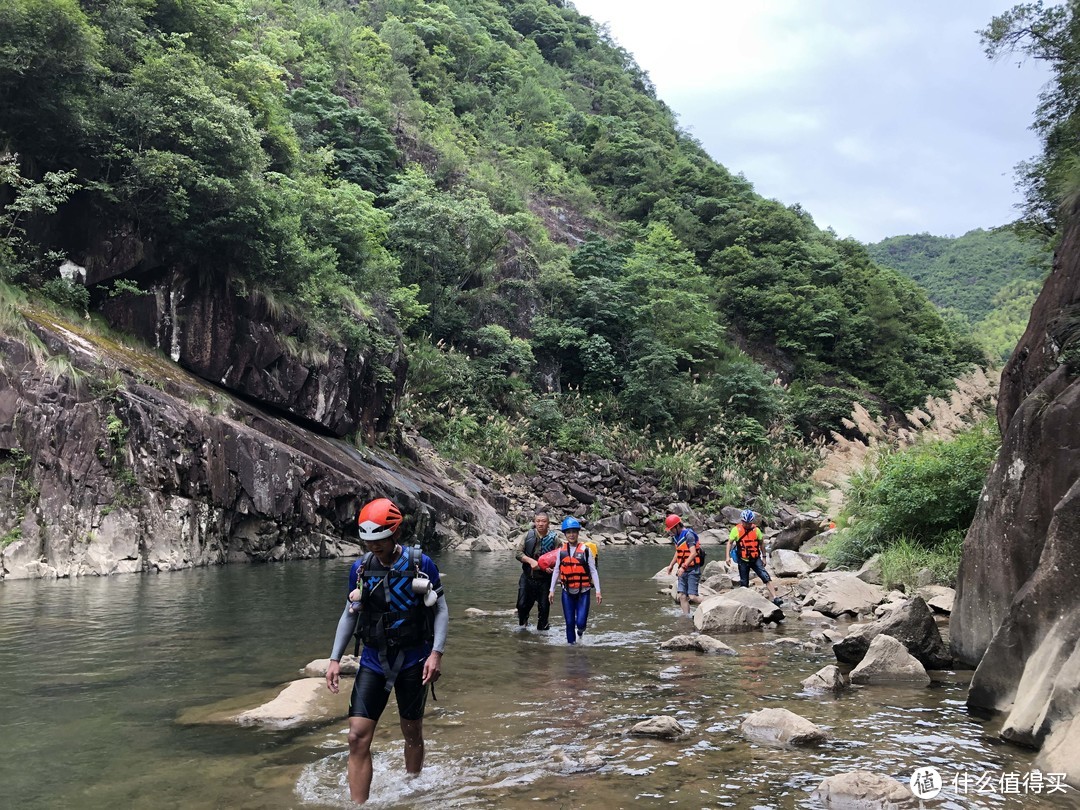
[878,533,964,590]
[830,418,999,567]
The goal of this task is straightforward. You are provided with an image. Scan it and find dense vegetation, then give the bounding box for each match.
[867,227,1050,361]
[825,419,1001,587]
[0,0,985,508]
[983,1,1080,239]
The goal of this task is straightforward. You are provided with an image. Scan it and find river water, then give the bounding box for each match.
[1,547,1076,809]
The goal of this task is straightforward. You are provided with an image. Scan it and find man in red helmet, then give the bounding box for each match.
[325,497,449,804]
[664,514,704,617]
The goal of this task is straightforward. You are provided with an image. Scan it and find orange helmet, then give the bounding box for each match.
[665,514,682,531]
[356,498,403,541]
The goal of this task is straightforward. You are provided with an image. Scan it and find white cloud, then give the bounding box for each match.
[570,0,1052,241]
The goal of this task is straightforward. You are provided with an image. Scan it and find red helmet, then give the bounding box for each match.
[665,514,682,531]
[356,498,403,541]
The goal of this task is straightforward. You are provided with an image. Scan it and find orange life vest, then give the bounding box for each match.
[674,532,701,568]
[735,523,762,561]
[558,544,592,591]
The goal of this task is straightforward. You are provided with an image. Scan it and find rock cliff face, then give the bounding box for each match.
[0,310,507,580]
[99,270,404,442]
[952,216,1080,779]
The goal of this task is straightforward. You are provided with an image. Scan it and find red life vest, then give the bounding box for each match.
[558,544,592,591]
[735,523,762,561]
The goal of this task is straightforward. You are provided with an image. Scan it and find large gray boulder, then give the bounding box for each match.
[694,589,784,633]
[804,573,887,617]
[770,548,813,577]
[833,597,951,669]
[849,635,931,685]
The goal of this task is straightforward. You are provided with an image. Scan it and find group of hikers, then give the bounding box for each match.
[323,497,777,803]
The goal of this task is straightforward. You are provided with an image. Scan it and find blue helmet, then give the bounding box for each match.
[561,516,582,531]
[740,509,755,523]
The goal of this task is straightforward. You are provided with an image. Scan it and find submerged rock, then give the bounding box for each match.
[630,716,685,739]
[812,770,914,808]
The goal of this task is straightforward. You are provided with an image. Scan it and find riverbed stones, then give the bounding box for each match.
[804,573,887,617]
[812,770,914,808]
[848,635,931,685]
[693,589,784,632]
[659,634,737,655]
[801,665,847,693]
[834,597,951,669]
[740,707,827,747]
[630,716,685,739]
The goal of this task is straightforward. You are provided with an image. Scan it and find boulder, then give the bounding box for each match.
[812,770,914,808]
[798,551,829,573]
[740,707,827,747]
[916,585,955,614]
[855,554,883,585]
[233,678,339,728]
[770,512,826,551]
[630,716,685,739]
[801,665,847,692]
[770,548,813,577]
[834,597,951,669]
[701,573,733,592]
[694,589,784,633]
[566,482,596,504]
[849,634,931,685]
[697,528,728,546]
[804,573,887,617]
[810,628,846,646]
[659,634,737,655]
[301,655,359,677]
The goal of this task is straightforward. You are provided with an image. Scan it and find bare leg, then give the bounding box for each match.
[400,717,424,775]
[347,716,376,804]
[678,593,690,617]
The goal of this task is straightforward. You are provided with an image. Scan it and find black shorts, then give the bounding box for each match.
[349,662,428,722]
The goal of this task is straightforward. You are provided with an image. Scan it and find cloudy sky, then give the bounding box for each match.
[570,0,1052,243]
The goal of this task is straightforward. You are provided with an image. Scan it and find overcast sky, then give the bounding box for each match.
[570,0,1052,243]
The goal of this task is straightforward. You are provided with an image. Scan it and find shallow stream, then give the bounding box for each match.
[1,547,1076,808]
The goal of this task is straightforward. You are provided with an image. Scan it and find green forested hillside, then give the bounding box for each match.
[0,0,984,506]
[866,228,1050,360]
[866,228,1049,321]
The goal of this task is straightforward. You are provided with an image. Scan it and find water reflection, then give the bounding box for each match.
[1,549,1078,809]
